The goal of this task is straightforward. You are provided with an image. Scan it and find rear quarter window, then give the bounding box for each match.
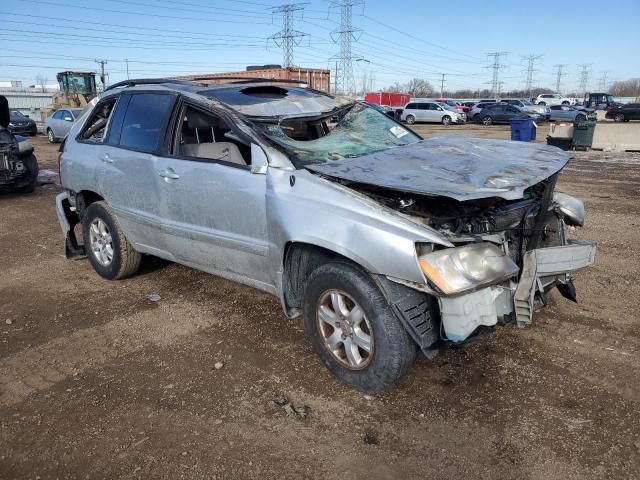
[119,93,175,152]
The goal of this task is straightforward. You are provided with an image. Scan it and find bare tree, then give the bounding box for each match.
[35,75,48,92]
[404,78,435,97]
[609,78,640,97]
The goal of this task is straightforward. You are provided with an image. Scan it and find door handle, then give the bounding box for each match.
[101,153,113,163]
[158,168,180,180]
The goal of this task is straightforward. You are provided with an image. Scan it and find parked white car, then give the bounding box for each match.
[401,101,465,125]
[535,94,575,106]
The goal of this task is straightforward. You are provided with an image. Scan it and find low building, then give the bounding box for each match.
[171,66,331,93]
[0,85,56,122]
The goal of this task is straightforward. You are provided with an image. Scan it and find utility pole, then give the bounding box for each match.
[268,3,308,68]
[577,64,592,96]
[523,54,542,99]
[598,71,608,91]
[439,73,446,98]
[329,0,364,95]
[124,58,130,79]
[486,52,508,98]
[553,64,568,93]
[95,58,108,90]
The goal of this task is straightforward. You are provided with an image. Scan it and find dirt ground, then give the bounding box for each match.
[1,129,639,480]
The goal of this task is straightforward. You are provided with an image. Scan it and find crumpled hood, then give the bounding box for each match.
[306,136,571,201]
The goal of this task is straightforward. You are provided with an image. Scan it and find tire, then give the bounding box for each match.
[482,115,493,126]
[538,101,546,106]
[562,101,570,106]
[47,128,56,143]
[441,115,451,125]
[614,113,625,122]
[303,261,417,392]
[575,114,586,122]
[405,115,416,125]
[14,154,38,194]
[82,201,142,280]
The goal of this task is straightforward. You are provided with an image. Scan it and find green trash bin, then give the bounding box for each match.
[572,120,596,151]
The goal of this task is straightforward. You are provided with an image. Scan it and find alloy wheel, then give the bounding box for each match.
[316,289,373,370]
[89,218,114,266]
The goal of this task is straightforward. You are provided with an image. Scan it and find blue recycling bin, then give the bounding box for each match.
[510,118,536,142]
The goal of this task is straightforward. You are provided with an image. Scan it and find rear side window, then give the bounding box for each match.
[119,93,175,152]
[405,103,416,110]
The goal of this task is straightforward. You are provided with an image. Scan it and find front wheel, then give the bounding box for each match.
[575,114,587,122]
[47,128,56,143]
[482,115,493,126]
[405,115,416,125]
[614,113,625,122]
[538,101,546,106]
[82,201,142,280]
[441,115,451,125]
[303,262,417,392]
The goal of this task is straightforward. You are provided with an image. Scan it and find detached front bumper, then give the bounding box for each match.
[439,240,597,342]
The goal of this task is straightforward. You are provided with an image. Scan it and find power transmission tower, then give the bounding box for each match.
[522,54,542,98]
[439,73,447,97]
[553,64,568,92]
[329,0,364,95]
[598,71,608,91]
[269,3,309,68]
[95,58,108,90]
[577,64,592,95]
[486,52,508,98]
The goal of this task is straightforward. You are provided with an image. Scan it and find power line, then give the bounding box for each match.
[486,52,509,97]
[95,59,108,90]
[439,73,447,97]
[577,64,592,95]
[522,54,542,98]
[269,4,309,67]
[329,0,364,95]
[553,64,568,92]
[598,71,608,91]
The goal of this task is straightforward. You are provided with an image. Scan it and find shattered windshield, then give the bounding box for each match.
[257,103,420,166]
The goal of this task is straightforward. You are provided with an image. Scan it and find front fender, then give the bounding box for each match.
[266,167,452,285]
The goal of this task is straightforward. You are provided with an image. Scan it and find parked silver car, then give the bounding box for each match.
[44,108,84,143]
[548,105,596,122]
[55,79,596,391]
[400,101,465,125]
[500,98,550,118]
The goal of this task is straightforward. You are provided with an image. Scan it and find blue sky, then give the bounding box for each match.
[1,0,638,93]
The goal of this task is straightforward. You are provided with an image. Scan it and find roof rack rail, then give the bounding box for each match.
[190,76,309,85]
[104,78,204,92]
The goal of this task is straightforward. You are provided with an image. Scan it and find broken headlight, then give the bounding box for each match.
[417,243,519,295]
[553,192,584,227]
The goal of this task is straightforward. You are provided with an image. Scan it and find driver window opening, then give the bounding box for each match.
[80,99,116,141]
[177,106,250,166]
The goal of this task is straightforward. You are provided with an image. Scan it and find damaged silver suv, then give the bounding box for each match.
[55,79,596,391]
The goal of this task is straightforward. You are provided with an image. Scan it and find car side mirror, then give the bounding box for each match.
[24,115,30,118]
[250,143,268,175]
[64,116,73,122]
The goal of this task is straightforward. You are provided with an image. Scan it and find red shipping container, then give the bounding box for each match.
[364,92,410,107]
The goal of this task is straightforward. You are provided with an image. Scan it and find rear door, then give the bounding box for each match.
[50,110,64,137]
[97,92,177,256]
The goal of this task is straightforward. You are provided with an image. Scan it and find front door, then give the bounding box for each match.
[154,103,272,288]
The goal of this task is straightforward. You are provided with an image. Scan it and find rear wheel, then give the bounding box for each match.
[562,101,570,106]
[303,261,417,392]
[482,115,493,126]
[82,201,141,280]
[441,115,451,125]
[538,101,546,106]
[47,128,56,143]
[405,114,416,125]
[14,154,38,194]
[614,113,625,122]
